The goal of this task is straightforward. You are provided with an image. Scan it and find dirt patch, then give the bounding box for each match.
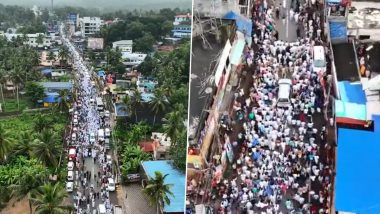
[0,197,30,214]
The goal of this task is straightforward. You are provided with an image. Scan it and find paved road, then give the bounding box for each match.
[274,0,300,42]
[60,25,119,214]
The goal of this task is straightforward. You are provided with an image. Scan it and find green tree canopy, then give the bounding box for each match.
[25,82,45,105]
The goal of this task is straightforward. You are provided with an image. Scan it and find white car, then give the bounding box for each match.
[105,128,111,138]
[66,182,74,192]
[73,118,78,126]
[67,171,74,181]
[106,155,112,165]
[106,178,115,192]
[104,110,110,118]
[89,132,96,144]
[68,161,74,171]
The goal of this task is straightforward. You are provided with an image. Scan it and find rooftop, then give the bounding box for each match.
[141,160,185,213]
[113,40,133,45]
[39,82,73,90]
[335,115,380,213]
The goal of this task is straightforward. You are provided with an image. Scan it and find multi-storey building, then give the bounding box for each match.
[79,17,103,37]
[172,14,192,38]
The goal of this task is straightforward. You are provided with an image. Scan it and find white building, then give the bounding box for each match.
[112,40,133,53]
[121,52,147,66]
[4,33,52,48]
[79,17,104,37]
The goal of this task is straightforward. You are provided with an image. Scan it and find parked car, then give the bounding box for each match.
[107,178,115,192]
[66,182,74,192]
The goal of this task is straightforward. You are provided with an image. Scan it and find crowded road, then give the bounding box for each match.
[60,25,119,214]
[187,0,332,213]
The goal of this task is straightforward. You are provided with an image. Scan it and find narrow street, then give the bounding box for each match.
[60,24,119,214]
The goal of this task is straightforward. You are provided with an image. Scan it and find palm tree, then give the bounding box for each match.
[9,67,24,111]
[143,171,174,214]
[33,114,53,133]
[12,131,34,158]
[149,88,169,125]
[32,129,61,167]
[132,89,142,122]
[36,34,44,49]
[47,51,56,67]
[122,91,141,122]
[56,89,71,114]
[0,68,7,106]
[30,182,73,214]
[10,171,47,214]
[162,103,186,146]
[58,47,69,69]
[22,34,28,46]
[0,124,12,162]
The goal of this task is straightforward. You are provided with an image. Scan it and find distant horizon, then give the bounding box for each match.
[0,0,191,11]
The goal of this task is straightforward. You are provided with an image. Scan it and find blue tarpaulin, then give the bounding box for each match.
[329,21,347,40]
[223,11,252,36]
[44,92,59,103]
[336,115,380,213]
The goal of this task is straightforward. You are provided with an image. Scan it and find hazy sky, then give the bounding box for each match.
[0,0,191,11]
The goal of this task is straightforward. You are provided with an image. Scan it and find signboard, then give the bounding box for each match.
[87,38,104,50]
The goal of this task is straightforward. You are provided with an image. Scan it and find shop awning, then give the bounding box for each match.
[230,39,246,65]
[335,100,367,121]
[223,11,252,36]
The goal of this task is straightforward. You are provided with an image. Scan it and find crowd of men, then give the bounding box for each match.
[210,0,333,213]
[61,25,116,214]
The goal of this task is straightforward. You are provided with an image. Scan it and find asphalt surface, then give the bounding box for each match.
[60,25,119,214]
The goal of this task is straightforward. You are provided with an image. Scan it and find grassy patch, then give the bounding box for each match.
[1,97,31,112]
[0,112,67,139]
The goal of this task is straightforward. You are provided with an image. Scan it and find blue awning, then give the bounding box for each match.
[223,11,252,36]
[44,92,59,103]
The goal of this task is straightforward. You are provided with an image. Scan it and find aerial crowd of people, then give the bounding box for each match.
[206,0,333,213]
[61,25,116,214]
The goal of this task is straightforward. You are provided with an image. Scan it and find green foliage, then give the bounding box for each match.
[30,182,72,214]
[134,32,155,53]
[25,82,45,105]
[143,171,174,211]
[120,145,151,182]
[98,8,188,48]
[115,121,151,146]
[0,4,36,30]
[0,156,50,207]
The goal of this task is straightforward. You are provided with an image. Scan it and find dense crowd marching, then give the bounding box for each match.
[210,0,333,213]
[61,26,115,214]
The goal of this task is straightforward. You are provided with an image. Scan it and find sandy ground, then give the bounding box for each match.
[0,197,30,214]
